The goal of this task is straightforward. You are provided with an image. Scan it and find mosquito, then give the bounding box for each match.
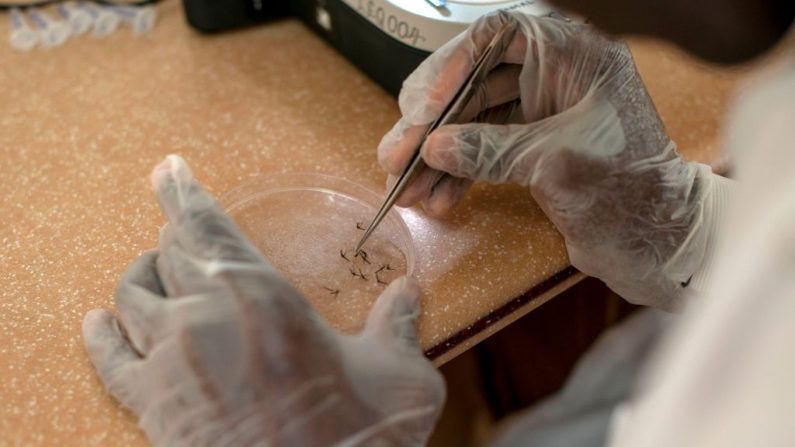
[322,286,340,297]
[340,250,351,262]
[355,249,371,265]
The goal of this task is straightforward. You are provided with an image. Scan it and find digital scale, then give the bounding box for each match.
[182,0,570,95]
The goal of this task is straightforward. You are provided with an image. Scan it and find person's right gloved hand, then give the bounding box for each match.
[379,11,725,310]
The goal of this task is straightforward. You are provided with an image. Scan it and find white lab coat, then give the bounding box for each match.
[489,47,795,447]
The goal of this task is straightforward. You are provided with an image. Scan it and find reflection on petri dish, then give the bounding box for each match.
[220,174,415,333]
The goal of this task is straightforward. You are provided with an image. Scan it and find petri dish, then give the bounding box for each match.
[220,173,415,333]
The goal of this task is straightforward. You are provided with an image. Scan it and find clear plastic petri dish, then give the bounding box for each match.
[220,173,415,333]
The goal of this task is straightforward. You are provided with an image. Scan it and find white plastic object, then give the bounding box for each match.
[57,2,93,36]
[337,0,560,53]
[77,2,120,38]
[8,8,38,51]
[110,5,157,36]
[27,8,71,48]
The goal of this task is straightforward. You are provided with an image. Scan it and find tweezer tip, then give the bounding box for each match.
[353,239,365,256]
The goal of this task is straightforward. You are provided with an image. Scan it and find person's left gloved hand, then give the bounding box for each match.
[83,155,445,447]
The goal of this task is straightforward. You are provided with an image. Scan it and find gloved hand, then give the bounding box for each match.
[379,11,719,310]
[83,155,445,447]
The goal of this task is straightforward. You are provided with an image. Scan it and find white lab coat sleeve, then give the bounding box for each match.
[486,309,673,447]
[607,54,795,447]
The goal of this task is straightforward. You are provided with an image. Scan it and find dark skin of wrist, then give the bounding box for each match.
[552,0,795,64]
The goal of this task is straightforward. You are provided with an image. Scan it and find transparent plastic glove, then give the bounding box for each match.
[379,11,717,310]
[83,155,445,447]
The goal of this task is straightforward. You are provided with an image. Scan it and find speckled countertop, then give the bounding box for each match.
[0,1,747,444]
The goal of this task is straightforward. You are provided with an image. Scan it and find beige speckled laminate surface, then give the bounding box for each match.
[0,1,747,444]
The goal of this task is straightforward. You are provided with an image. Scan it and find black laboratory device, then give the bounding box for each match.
[181,0,289,32]
[181,0,567,95]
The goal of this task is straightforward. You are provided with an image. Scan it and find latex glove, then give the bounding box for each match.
[379,11,718,310]
[83,155,445,447]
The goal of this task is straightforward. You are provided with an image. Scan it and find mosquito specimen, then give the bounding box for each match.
[322,286,340,297]
[354,249,371,264]
[340,250,351,262]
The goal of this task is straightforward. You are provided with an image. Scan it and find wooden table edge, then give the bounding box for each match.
[427,267,586,367]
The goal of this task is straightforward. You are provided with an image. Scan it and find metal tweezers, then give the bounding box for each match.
[355,21,518,254]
